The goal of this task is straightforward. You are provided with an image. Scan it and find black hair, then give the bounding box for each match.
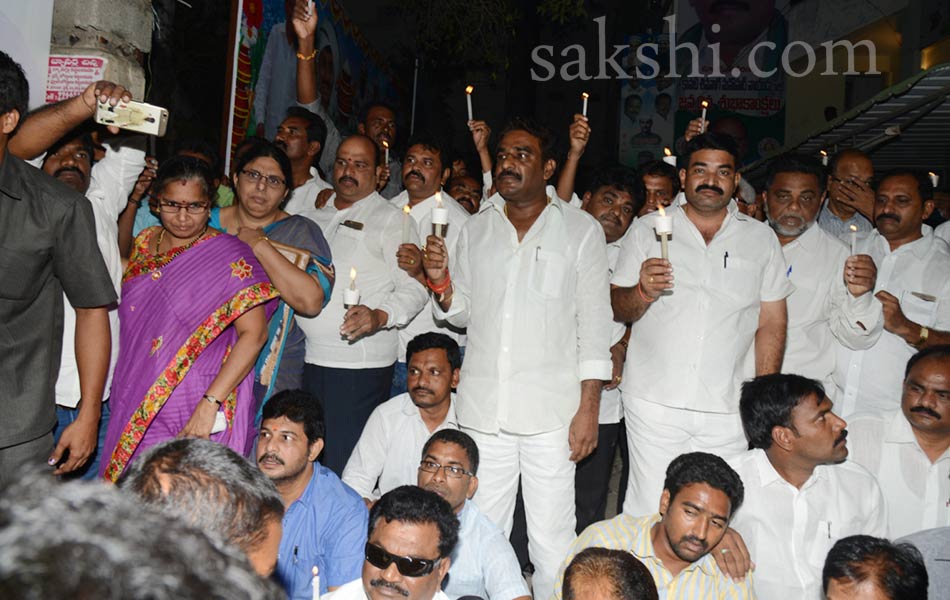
[406,332,462,371]
[828,148,871,177]
[261,388,326,445]
[498,117,557,164]
[422,429,480,475]
[45,124,96,168]
[285,105,328,148]
[369,486,459,559]
[153,154,216,202]
[878,169,935,203]
[682,132,739,169]
[740,374,826,451]
[587,165,645,213]
[175,138,221,175]
[639,159,681,195]
[232,138,294,204]
[663,452,744,515]
[117,438,284,559]
[563,547,659,600]
[0,50,28,124]
[765,154,827,195]
[822,535,928,599]
[405,130,447,168]
[905,344,950,377]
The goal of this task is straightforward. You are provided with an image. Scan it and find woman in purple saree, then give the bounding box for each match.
[101,156,277,481]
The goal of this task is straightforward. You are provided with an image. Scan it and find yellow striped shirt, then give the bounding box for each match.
[552,513,756,600]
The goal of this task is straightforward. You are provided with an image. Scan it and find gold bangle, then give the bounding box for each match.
[250,234,269,249]
[296,49,317,61]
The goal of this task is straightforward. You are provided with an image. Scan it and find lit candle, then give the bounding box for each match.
[311,566,320,600]
[662,147,676,167]
[465,85,474,121]
[432,193,448,238]
[581,92,589,117]
[655,205,673,261]
[929,171,940,188]
[700,100,709,132]
[820,150,828,166]
[343,267,360,307]
[849,224,857,256]
[382,139,390,165]
[402,204,412,244]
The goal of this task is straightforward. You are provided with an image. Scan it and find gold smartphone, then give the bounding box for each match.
[95,100,169,137]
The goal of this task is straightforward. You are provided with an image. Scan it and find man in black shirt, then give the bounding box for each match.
[0,51,116,484]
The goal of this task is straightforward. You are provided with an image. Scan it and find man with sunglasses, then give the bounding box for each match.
[417,429,530,600]
[818,149,875,239]
[326,485,458,600]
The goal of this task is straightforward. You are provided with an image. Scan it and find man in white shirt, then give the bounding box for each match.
[757,154,882,397]
[421,118,613,599]
[835,170,950,416]
[417,429,530,600]
[388,134,469,396]
[344,333,460,502]
[325,485,457,600]
[728,373,887,599]
[295,135,428,474]
[275,105,332,215]
[10,80,144,479]
[611,132,793,517]
[848,346,950,538]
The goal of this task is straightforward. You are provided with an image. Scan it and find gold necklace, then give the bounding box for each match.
[157,225,208,253]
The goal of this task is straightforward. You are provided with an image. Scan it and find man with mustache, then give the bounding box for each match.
[847,346,950,538]
[421,118,613,599]
[611,132,792,519]
[294,133,428,474]
[553,452,752,600]
[446,174,483,215]
[835,170,950,415]
[277,105,333,215]
[256,389,369,598]
[5,77,143,480]
[728,373,887,599]
[344,333,460,504]
[416,429,530,600]
[387,135,470,396]
[755,155,882,401]
[324,485,458,600]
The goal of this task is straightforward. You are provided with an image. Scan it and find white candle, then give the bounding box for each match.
[432,193,448,238]
[820,150,828,166]
[655,205,673,260]
[343,267,360,307]
[662,147,676,167]
[382,140,390,165]
[849,225,857,256]
[581,92,589,117]
[311,566,320,600]
[700,100,709,132]
[929,171,939,188]
[402,204,412,244]
[465,85,474,121]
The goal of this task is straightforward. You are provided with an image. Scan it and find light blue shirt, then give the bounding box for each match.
[444,501,529,600]
[817,200,872,240]
[276,462,368,599]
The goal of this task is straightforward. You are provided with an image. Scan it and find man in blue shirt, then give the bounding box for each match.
[257,389,369,598]
[417,430,530,600]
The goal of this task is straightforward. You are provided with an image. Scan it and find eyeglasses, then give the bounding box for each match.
[418,460,473,479]
[158,200,210,214]
[364,542,441,577]
[830,175,874,188]
[241,169,286,189]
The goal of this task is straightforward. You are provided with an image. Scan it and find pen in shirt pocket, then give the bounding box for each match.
[723,251,729,269]
[536,246,540,261]
[293,545,299,564]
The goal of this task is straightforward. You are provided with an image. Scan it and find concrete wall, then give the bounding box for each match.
[50,0,152,97]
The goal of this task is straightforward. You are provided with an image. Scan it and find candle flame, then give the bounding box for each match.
[312,566,319,577]
[929,171,937,177]
[664,147,672,157]
[349,267,356,281]
[849,225,857,233]
[657,205,666,217]
[820,150,828,157]
[465,85,474,94]
[381,140,389,149]
[701,100,709,108]
[581,92,589,99]
[403,204,411,214]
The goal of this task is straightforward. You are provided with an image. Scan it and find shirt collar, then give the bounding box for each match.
[752,448,827,489]
[635,513,716,577]
[400,392,458,426]
[871,226,936,259]
[784,222,822,252]
[0,154,24,201]
[486,191,564,215]
[884,410,918,444]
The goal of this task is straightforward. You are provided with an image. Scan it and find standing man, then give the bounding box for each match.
[295,134,427,474]
[758,155,882,398]
[637,160,679,217]
[422,118,613,599]
[276,105,332,215]
[818,149,875,238]
[0,51,116,484]
[835,170,950,415]
[611,132,792,516]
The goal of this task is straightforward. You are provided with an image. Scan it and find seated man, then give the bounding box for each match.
[256,389,368,598]
[728,374,887,599]
[848,345,950,538]
[562,547,658,600]
[117,437,285,577]
[344,333,460,502]
[822,535,928,600]
[325,485,458,600]
[416,429,529,600]
[553,452,753,599]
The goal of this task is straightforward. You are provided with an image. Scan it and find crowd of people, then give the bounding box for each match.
[1,2,949,597]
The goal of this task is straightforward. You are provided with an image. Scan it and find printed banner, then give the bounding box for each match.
[46,55,108,103]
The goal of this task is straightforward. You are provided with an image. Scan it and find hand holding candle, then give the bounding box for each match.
[581,92,589,117]
[343,267,360,307]
[432,193,448,238]
[655,205,673,261]
[465,85,474,121]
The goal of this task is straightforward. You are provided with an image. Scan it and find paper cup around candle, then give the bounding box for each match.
[343,288,360,308]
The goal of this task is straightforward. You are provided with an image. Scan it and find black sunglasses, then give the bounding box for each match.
[365,542,441,577]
